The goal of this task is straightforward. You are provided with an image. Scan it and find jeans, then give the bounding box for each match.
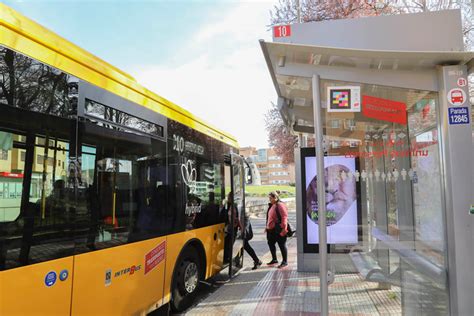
[244,239,259,263]
[267,231,287,263]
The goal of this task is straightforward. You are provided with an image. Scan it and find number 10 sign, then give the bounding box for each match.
[273,25,291,38]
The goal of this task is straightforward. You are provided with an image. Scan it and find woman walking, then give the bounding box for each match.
[243,214,262,270]
[265,191,288,268]
[222,192,262,269]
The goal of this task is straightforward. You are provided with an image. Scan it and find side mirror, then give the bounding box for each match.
[242,156,253,185]
[246,171,253,185]
[224,154,231,165]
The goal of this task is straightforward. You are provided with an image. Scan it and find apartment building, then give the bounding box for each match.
[240,147,295,185]
[0,133,68,221]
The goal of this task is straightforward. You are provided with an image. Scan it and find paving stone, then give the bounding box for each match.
[184,213,404,316]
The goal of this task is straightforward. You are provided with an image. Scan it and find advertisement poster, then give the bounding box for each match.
[305,156,358,244]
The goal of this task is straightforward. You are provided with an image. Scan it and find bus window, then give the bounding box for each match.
[167,121,227,230]
[74,120,168,253]
[0,129,75,270]
[212,139,230,224]
[0,131,21,222]
[0,48,77,118]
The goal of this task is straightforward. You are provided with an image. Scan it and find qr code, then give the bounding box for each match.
[330,89,351,110]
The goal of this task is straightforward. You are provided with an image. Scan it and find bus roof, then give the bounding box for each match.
[0,3,239,148]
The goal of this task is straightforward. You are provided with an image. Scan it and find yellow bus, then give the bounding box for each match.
[0,4,248,315]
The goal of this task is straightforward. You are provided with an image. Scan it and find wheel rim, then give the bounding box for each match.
[184,262,198,294]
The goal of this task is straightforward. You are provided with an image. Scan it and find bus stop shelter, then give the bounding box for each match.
[260,10,474,316]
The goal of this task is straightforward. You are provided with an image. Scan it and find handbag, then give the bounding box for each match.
[245,221,254,241]
[287,222,295,237]
[275,202,295,237]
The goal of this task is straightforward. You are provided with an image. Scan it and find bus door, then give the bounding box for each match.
[226,153,246,277]
[70,118,168,315]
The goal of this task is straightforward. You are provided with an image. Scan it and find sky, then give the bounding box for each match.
[4,0,279,149]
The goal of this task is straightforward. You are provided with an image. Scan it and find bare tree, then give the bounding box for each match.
[265,104,298,164]
[270,0,399,25]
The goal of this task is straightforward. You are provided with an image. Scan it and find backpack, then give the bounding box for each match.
[275,202,295,237]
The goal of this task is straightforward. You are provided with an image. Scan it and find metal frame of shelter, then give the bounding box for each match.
[260,38,474,316]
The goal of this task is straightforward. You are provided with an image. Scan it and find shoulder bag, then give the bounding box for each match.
[275,202,295,237]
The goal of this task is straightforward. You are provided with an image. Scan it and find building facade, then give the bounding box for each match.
[240,147,295,185]
[0,133,68,221]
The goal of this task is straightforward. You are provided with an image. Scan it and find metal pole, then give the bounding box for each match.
[312,74,328,316]
[296,0,301,23]
[229,157,235,279]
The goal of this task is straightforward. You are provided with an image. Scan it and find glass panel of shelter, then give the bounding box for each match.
[315,79,449,314]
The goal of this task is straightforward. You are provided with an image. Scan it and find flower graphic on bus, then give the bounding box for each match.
[181,159,197,194]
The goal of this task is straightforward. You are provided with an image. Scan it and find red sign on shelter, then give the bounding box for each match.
[362,95,407,125]
[273,25,291,38]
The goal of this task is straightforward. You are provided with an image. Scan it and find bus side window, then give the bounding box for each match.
[75,121,169,254]
[0,130,76,270]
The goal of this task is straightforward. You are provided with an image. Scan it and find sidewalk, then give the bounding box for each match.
[185,236,401,316]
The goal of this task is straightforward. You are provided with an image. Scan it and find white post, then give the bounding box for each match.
[312,74,328,315]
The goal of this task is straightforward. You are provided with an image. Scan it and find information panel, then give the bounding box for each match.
[300,148,360,252]
[448,107,470,125]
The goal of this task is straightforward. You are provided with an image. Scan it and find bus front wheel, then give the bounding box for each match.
[170,247,201,312]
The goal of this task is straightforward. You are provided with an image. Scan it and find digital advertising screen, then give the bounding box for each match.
[300,148,360,253]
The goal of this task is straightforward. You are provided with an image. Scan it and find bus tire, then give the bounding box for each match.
[170,247,201,312]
